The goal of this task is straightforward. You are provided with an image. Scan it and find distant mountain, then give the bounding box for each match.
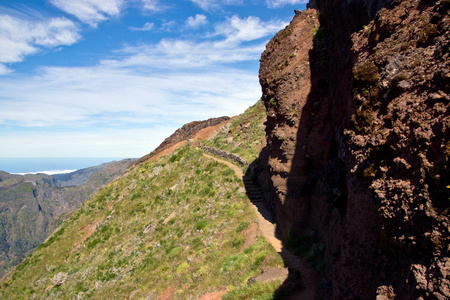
[0,159,133,279]
[52,163,110,187]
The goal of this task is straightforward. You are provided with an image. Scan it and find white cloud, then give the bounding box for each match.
[186,14,207,28]
[129,22,154,31]
[102,15,285,69]
[139,0,161,11]
[189,0,242,11]
[0,63,260,157]
[34,17,81,46]
[214,15,287,47]
[161,20,176,31]
[102,38,265,69]
[0,64,12,75]
[266,0,308,8]
[0,63,260,125]
[0,13,80,73]
[50,0,124,27]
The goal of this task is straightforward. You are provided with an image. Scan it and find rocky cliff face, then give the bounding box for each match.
[259,0,449,298]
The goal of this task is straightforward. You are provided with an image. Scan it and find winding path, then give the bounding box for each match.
[201,150,318,299]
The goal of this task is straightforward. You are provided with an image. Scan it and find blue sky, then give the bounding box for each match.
[0,0,307,158]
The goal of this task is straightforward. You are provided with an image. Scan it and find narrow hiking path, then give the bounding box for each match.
[201,150,318,299]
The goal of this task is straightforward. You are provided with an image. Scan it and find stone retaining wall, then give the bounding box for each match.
[200,146,248,167]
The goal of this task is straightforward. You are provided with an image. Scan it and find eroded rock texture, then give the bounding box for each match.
[259,0,449,298]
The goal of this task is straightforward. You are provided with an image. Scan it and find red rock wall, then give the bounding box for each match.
[259,0,449,298]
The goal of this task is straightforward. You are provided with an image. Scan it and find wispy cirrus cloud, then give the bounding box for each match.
[0,63,260,156]
[104,15,284,69]
[0,13,284,130]
[102,39,264,70]
[214,15,287,47]
[139,0,163,12]
[266,0,309,8]
[189,0,242,11]
[49,0,124,27]
[0,12,80,74]
[186,14,207,28]
[129,22,154,31]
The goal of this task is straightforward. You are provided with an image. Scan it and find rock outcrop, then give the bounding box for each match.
[259,0,449,298]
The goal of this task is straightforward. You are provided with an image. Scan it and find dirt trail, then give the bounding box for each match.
[202,151,318,299]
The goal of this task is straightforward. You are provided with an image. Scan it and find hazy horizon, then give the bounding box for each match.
[0,157,128,174]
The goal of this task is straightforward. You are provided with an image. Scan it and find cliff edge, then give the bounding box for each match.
[259,0,449,298]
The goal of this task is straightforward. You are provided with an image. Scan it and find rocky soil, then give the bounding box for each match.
[259,0,450,298]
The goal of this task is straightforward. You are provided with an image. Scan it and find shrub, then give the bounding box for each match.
[176,262,189,274]
[195,220,208,231]
[236,222,250,233]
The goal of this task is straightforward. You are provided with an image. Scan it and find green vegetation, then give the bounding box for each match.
[223,280,282,300]
[312,24,319,37]
[202,100,267,162]
[0,107,284,299]
[269,98,278,108]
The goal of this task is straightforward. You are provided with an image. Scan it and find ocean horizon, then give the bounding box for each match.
[0,157,127,175]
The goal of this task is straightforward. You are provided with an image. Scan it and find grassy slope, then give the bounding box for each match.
[0,100,285,299]
[202,100,266,163]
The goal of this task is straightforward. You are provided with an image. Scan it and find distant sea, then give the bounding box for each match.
[0,157,125,175]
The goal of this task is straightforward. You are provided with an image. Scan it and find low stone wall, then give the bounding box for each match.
[200,146,248,167]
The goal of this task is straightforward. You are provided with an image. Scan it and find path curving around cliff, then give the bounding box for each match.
[201,149,318,299]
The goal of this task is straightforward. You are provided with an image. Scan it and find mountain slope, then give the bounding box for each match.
[0,101,292,299]
[0,159,133,279]
[52,163,111,187]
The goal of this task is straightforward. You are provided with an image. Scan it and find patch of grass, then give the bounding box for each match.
[223,281,282,300]
[236,221,250,233]
[195,219,208,231]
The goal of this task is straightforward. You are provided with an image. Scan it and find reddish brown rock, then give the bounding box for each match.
[259,0,449,299]
[196,287,227,300]
[158,286,175,300]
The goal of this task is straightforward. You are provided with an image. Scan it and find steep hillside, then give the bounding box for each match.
[0,159,132,279]
[0,102,297,299]
[259,0,449,299]
[132,116,230,167]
